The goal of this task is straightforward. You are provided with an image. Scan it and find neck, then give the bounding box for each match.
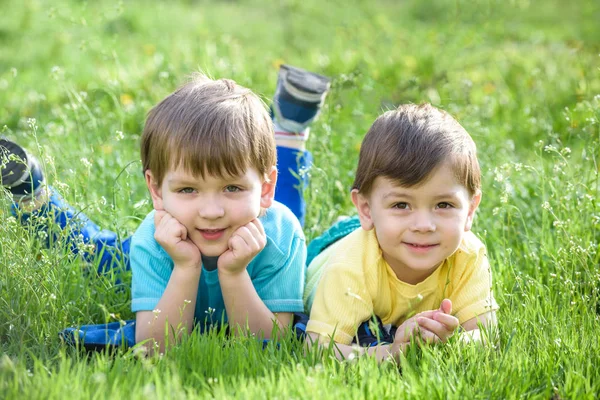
[385,257,441,285]
[201,254,219,271]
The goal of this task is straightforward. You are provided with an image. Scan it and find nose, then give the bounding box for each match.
[198,196,225,219]
[410,210,436,232]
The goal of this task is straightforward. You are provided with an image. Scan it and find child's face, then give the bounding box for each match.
[146,165,277,257]
[352,162,481,285]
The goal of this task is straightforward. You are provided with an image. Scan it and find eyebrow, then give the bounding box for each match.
[167,174,249,186]
[382,191,460,201]
[167,177,198,186]
[434,191,461,199]
[382,192,414,201]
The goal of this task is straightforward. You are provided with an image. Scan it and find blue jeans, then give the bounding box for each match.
[15,146,311,275]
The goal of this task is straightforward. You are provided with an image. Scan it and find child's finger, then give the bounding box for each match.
[414,326,441,344]
[243,221,262,240]
[417,317,454,341]
[439,299,452,314]
[231,225,259,250]
[227,233,248,253]
[394,319,420,343]
[154,210,167,227]
[245,220,267,247]
[412,310,438,320]
[432,312,459,331]
[251,218,266,237]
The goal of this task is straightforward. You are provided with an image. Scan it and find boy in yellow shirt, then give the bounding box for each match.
[304,103,498,362]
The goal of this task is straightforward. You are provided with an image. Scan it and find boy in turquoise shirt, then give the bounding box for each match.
[1,66,330,351]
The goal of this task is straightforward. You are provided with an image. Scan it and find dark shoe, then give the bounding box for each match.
[272,65,331,136]
[0,138,44,201]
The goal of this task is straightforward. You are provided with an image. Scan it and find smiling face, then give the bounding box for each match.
[352,162,481,285]
[146,166,277,257]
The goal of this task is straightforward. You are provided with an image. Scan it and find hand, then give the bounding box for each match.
[154,210,201,269]
[414,299,459,344]
[218,219,267,275]
[393,299,459,345]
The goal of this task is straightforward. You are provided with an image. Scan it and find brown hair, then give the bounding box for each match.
[352,103,480,196]
[141,74,276,186]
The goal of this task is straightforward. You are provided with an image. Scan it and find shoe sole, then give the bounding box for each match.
[0,138,30,187]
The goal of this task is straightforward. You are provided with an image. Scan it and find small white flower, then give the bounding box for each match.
[80,158,92,168]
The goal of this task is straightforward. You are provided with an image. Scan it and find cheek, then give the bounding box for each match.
[249,197,262,218]
[373,220,397,246]
[442,221,465,248]
[232,195,262,221]
[161,197,191,221]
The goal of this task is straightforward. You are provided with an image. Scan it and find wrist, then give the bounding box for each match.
[217,265,248,278]
[389,340,406,360]
[173,261,202,274]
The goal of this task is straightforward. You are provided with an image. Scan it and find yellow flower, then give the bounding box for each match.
[143,44,156,56]
[120,93,133,106]
[272,59,285,69]
[101,144,114,154]
[484,82,496,94]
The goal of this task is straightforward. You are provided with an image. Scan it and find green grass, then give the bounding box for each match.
[1,0,599,398]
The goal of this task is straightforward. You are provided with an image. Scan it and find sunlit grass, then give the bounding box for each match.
[1,0,599,398]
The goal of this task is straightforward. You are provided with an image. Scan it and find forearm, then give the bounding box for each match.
[460,311,498,344]
[306,333,406,363]
[219,269,289,338]
[136,266,201,351]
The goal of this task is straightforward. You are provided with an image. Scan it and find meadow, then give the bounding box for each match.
[1,0,599,398]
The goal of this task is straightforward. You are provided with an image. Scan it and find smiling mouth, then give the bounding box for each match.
[198,228,226,240]
[404,242,438,249]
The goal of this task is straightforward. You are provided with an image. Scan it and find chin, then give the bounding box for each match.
[199,247,228,258]
[190,239,227,258]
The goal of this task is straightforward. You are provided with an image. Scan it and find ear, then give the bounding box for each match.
[464,189,482,232]
[351,189,374,230]
[144,170,164,211]
[260,166,278,209]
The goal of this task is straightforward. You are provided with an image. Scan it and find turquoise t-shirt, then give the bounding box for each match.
[130,201,306,328]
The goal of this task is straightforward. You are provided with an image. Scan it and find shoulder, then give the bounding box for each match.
[260,200,305,244]
[451,231,488,270]
[312,227,378,273]
[130,210,163,254]
[250,201,306,268]
[333,228,379,262]
[457,231,486,255]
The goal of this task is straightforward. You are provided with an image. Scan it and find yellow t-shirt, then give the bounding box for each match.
[303,228,498,345]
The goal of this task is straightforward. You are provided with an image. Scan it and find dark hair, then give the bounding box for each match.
[352,103,480,196]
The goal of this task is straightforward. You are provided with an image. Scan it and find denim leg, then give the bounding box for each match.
[13,188,130,274]
[274,146,312,227]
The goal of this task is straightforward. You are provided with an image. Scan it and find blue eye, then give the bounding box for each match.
[393,202,409,210]
[224,185,242,193]
[178,187,196,194]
